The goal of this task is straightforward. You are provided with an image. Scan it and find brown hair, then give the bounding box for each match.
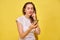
[22,2,37,23]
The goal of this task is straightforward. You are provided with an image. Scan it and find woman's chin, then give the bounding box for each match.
[28,14,32,16]
[28,13,32,16]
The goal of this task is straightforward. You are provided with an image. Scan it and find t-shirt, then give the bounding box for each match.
[16,15,36,40]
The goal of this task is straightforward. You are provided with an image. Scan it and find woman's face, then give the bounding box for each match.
[25,4,34,16]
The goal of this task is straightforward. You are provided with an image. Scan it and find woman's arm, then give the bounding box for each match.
[16,21,32,39]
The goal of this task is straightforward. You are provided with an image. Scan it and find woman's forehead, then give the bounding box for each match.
[26,4,33,8]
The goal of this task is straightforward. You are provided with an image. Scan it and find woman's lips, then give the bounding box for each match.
[29,12,33,14]
[29,13,32,15]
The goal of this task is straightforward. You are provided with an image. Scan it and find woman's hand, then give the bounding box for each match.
[29,21,38,29]
[32,12,36,20]
[35,27,40,35]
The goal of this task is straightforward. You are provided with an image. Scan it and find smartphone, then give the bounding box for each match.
[34,20,39,25]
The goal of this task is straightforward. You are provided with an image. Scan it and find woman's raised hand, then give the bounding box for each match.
[32,12,36,20]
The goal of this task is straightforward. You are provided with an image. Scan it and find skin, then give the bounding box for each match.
[16,4,40,39]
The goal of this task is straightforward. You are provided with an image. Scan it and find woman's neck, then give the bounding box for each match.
[25,15,30,19]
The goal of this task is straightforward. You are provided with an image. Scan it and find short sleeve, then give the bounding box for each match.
[16,17,23,24]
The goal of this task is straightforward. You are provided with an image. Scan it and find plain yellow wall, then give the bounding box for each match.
[0,0,60,40]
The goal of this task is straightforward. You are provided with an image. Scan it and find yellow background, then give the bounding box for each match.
[0,0,60,40]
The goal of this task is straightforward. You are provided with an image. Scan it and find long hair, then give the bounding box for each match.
[22,2,37,23]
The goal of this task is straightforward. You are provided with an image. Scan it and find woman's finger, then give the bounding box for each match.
[34,24,38,28]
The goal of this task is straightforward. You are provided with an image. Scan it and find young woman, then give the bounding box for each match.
[16,2,40,40]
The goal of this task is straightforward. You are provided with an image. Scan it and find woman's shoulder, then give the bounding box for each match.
[17,15,24,20]
[16,15,25,23]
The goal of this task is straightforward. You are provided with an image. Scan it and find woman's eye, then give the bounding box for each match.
[27,8,30,10]
[31,8,33,10]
